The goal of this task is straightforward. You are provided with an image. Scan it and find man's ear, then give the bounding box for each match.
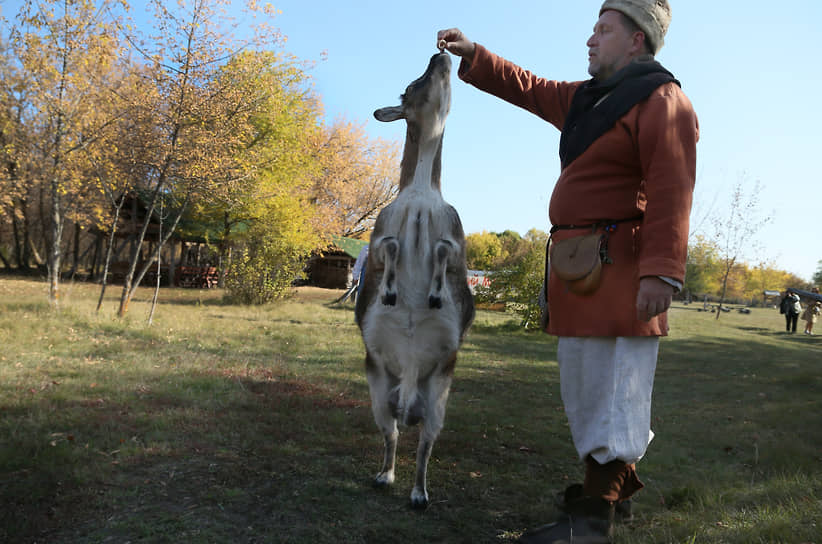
[631,31,649,55]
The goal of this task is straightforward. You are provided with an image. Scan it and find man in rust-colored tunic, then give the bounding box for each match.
[439,1,697,542]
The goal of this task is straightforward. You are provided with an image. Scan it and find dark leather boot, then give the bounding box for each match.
[554,483,633,523]
[518,496,614,544]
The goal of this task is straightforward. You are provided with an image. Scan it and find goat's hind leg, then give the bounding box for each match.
[375,237,400,306]
[366,362,398,487]
[428,239,455,309]
[410,372,453,509]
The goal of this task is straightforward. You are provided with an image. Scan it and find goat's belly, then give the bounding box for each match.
[361,304,462,376]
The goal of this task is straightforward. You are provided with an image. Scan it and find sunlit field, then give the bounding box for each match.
[1,276,820,543]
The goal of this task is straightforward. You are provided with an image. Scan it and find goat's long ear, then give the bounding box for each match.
[374,106,404,122]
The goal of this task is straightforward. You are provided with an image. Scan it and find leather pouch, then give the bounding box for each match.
[549,233,604,295]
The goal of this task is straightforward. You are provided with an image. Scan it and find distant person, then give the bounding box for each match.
[782,291,802,333]
[439,0,697,541]
[802,288,821,335]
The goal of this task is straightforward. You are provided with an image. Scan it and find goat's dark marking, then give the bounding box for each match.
[382,271,397,305]
[437,241,451,261]
[415,211,422,250]
[385,238,399,260]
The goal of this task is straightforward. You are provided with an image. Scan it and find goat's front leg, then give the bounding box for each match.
[375,237,400,306]
[428,239,455,309]
[367,362,398,487]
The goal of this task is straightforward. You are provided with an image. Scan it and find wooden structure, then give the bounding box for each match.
[175,266,219,288]
[81,192,232,288]
[305,236,368,289]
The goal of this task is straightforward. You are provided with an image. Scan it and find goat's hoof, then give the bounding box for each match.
[410,488,429,509]
[428,295,442,309]
[374,472,395,488]
[382,292,397,306]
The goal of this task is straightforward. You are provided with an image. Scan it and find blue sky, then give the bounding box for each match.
[5,0,820,282]
[265,0,821,282]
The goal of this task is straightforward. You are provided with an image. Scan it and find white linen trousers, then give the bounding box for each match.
[557,336,659,465]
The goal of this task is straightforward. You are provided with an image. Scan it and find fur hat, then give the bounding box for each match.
[600,0,672,55]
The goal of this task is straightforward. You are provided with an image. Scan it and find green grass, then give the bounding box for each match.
[1,277,820,543]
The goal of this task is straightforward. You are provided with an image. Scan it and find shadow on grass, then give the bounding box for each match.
[2,317,821,543]
[0,370,374,543]
[0,343,563,544]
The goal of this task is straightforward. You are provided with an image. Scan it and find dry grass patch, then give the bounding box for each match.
[1,277,820,543]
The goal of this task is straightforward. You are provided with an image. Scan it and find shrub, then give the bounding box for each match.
[474,230,547,329]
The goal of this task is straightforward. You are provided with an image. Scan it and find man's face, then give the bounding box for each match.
[586,10,637,80]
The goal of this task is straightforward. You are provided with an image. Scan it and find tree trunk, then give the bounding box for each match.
[47,177,64,308]
[12,195,36,271]
[218,211,232,288]
[70,222,81,279]
[46,45,71,308]
[23,202,34,270]
[148,201,164,326]
[97,200,124,312]
[10,197,25,270]
[127,195,190,305]
[91,233,101,280]
[27,236,43,267]
[715,264,732,320]
[118,115,185,316]
[117,183,164,317]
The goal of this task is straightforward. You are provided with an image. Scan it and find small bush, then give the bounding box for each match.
[475,230,547,329]
[224,244,304,305]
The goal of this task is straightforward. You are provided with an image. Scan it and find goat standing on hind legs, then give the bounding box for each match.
[354,52,475,509]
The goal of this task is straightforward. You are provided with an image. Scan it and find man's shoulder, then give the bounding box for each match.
[647,80,694,106]
[638,80,698,126]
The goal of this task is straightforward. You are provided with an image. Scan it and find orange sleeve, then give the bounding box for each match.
[458,44,581,130]
[636,83,700,283]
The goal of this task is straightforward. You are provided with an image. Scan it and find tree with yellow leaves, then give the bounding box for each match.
[465,230,506,270]
[110,0,300,316]
[207,50,326,302]
[310,119,400,240]
[5,0,128,308]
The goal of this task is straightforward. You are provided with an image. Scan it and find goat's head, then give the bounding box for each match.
[373,52,451,140]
